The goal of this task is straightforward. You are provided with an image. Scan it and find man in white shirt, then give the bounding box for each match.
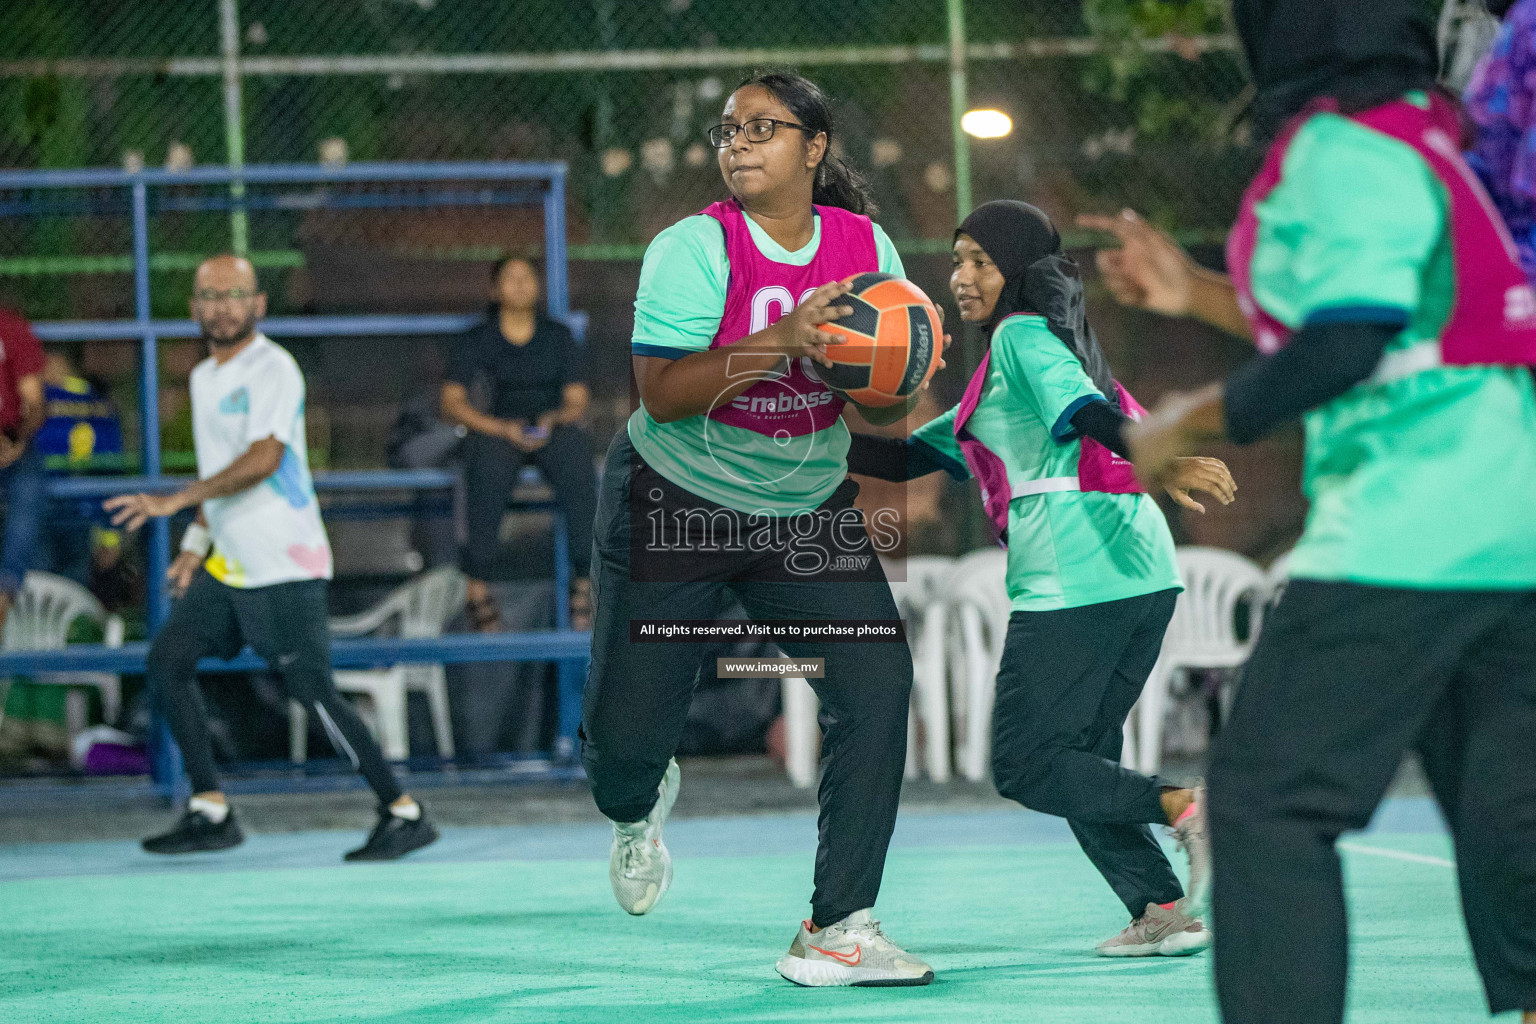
[105,255,438,861]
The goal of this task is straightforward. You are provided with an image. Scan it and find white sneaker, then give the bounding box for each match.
[1095,899,1212,957]
[775,909,934,987]
[1170,783,1211,916]
[608,758,681,915]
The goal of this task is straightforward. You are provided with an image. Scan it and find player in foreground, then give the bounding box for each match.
[106,255,438,863]
[582,70,937,987]
[846,200,1234,957]
[1094,1,1536,1019]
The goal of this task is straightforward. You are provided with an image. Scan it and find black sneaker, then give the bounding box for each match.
[142,808,245,855]
[343,808,439,862]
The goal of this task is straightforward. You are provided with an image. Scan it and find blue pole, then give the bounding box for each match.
[544,168,569,319]
[555,658,584,763]
[551,509,578,761]
[133,178,184,802]
[132,182,169,624]
[553,510,570,631]
[544,164,581,760]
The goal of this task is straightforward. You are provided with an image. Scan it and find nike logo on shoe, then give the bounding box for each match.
[809,944,862,966]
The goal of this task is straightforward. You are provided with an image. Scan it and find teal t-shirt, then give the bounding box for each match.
[914,315,1182,612]
[627,211,904,515]
[1251,100,1536,589]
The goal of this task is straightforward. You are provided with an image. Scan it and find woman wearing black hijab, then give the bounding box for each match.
[848,200,1236,957]
[1096,1,1536,1021]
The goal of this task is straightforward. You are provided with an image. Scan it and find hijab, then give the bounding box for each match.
[1232,0,1441,139]
[955,200,1116,401]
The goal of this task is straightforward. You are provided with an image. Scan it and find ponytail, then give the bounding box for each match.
[814,152,878,216]
[738,69,879,216]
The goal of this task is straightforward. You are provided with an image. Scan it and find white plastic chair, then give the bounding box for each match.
[0,572,124,744]
[1125,547,1268,774]
[1263,549,1292,617]
[939,548,1012,783]
[779,555,957,789]
[780,674,819,789]
[289,566,466,762]
[1200,548,1292,727]
[888,555,958,783]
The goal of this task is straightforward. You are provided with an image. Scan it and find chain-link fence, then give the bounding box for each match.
[2,0,1255,316]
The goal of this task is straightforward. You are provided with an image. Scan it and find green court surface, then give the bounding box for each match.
[0,810,1488,1024]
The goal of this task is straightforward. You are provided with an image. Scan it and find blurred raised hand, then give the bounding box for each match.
[1076,209,1199,316]
[1077,209,1253,340]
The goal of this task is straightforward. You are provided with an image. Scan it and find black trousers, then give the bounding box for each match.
[1210,580,1536,1022]
[463,425,597,579]
[148,569,404,805]
[990,589,1184,917]
[581,430,912,928]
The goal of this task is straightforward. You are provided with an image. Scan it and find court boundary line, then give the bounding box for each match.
[1340,842,1454,869]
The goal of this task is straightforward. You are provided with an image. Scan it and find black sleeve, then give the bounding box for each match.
[1223,320,1399,444]
[1068,398,1132,459]
[445,325,485,388]
[846,433,967,482]
[553,321,588,386]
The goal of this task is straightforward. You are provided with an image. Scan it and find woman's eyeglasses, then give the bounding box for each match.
[707,118,818,149]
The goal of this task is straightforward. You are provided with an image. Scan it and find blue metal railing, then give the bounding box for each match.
[33,312,590,344]
[0,162,587,798]
[0,631,591,675]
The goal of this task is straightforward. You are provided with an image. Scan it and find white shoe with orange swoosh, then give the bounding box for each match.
[775,909,934,987]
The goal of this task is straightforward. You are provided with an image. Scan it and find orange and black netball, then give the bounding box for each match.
[814,273,941,407]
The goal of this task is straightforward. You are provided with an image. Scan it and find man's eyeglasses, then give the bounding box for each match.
[707,118,818,149]
[193,288,260,303]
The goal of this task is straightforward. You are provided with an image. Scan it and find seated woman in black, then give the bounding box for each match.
[440,257,597,631]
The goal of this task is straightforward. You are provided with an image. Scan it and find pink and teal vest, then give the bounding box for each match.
[954,315,1147,545]
[700,198,878,438]
[1228,92,1536,362]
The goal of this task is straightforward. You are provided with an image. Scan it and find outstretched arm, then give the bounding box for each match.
[1077,210,1253,341]
[1068,399,1235,513]
[103,437,285,532]
[846,433,968,482]
[1126,320,1399,489]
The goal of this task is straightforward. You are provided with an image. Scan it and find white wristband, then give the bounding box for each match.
[180,522,212,558]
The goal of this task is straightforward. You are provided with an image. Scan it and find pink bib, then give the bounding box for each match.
[1228,93,1536,363]
[954,317,1147,545]
[700,199,879,437]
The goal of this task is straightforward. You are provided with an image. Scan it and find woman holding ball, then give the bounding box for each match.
[848,200,1235,957]
[581,70,936,987]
